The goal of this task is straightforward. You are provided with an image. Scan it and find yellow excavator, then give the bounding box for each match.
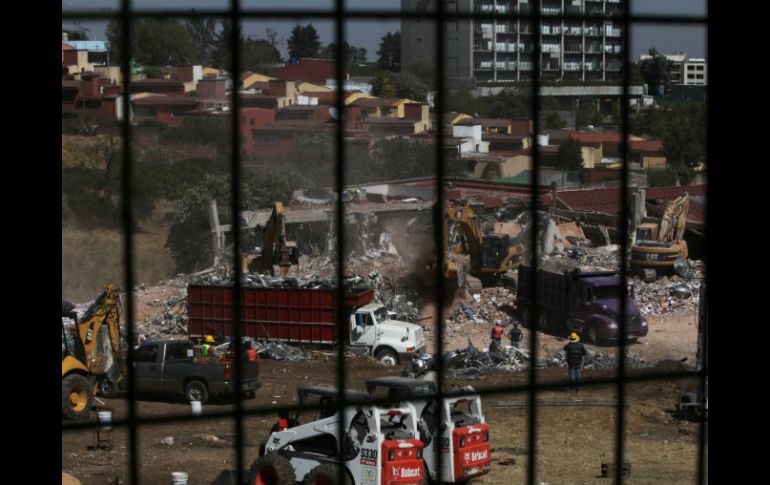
[631,192,690,279]
[62,283,125,420]
[243,201,299,276]
[446,205,525,289]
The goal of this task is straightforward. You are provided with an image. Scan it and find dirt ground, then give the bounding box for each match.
[62,353,706,485]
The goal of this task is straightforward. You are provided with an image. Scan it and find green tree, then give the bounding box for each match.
[647,167,678,187]
[321,42,367,64]
[241,37,282,72]
[287,24,321,60]
[661,104,706,168]
[639,48,673,95]
[377,31,401,72]
[185,18,219,66]
[391,71,430,101]
[106,19,200,66]
[210,18,234,69]
[554,139,583,171]
[372,70,396,98]
[542,111,565,129]
[369,138,435,180]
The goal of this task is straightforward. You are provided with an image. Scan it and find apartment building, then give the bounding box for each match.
[401,0,625,82]
[639,52,707,87]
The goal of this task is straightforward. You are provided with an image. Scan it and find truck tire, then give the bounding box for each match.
[185,380,209,404]
[249,453,296,485]
[375,348,399,366]
[62,374,93,420]
[302,463,352,485]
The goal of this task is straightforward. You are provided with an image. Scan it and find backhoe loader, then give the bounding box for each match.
[62,283,125,420]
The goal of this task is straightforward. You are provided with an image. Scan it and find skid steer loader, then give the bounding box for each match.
[251,386,426,485]
[366,377,491,483]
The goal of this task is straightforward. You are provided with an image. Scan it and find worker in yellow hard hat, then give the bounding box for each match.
[200,335,215,358]
[563,332,587,393]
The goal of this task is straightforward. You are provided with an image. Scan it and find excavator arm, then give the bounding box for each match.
[76,283,124,389]
[657,193,690,243]
[446,206,483,258]
[258,202,299,276]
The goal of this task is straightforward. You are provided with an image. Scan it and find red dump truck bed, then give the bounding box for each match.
[187,284,374,344]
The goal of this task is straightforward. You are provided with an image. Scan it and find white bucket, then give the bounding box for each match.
[97,411,112,431]
[171,471,188,485]
[190,401,202,416]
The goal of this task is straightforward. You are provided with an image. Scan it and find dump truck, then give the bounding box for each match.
[62,283,125,420]
[132,339,261,403]
[187,282,426,366]
[251,386,426,485]
[366,376,491,483]
[516,266,648,344]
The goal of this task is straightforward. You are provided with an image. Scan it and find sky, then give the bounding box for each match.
[63,0,707,61]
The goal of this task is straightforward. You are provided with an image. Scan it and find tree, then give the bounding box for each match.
[320,42,367,64]
[185,18,219,66]
[390,71,430,101]
[542,111,565,129]
[377,31,401,72]
[554,139,583,171]
[372,70,396,98]
[241,37,282,72]
[210,18,234,69]
[106,19,200,66]
[647,167,678,187]
[661,104,706,168]
[287,24,321,60]
[639,48,673,95]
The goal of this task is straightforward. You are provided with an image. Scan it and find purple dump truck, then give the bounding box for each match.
[516,266,648,345]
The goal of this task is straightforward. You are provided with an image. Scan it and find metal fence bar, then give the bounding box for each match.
[227,2,246,484]
[527,1,543,484]
[615,1,631,483]
[117,1,138,484]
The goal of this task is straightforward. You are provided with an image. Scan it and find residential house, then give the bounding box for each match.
[270,58,347,85]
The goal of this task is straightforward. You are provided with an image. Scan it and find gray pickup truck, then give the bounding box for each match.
[133,340,261,403]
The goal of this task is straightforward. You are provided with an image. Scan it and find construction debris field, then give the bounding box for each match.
[62,358,705,485]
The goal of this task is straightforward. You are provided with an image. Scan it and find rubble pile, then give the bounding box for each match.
[541,349,651,369]
[254,341,309,361]
[445,287,516,340]
[631,274,702,317]
[134,277,191,341]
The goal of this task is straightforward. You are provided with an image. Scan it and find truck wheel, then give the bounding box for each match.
[98,377,118,398]
[185,380,209,404]
[62,374,93,420]
[302,464,351,485]
[375,349,399,366]
[249,453,296,485]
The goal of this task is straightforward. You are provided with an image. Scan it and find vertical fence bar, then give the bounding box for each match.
[615,1,631,483]
[118,1,138,484]
[433,0,447,480]
[228,2,245,484]
[334,1,348,483]
[526,1,542,484]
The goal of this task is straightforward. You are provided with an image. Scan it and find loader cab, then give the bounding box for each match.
[480,234,511,268]
[636,223,659,242]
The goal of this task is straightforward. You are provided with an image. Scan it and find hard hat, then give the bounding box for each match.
[568,332,579,342]
[205,335,216,343]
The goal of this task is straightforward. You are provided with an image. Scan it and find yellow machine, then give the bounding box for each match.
[631,193,690,278]
[446,205,525,288]
[61,283,124,420]
[243,201,299,276]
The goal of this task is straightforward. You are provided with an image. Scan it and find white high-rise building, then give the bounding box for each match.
[401,0,625,83]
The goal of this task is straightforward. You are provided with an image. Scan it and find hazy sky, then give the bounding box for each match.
[63,0,707,61]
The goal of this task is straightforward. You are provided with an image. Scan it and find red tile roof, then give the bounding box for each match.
[132,96,198,106]
[568,131,623,144]
[270,59,345,85]
[510,119,531,137]
[629,139,664,152]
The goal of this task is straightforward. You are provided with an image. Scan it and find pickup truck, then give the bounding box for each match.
[517,266,648,345]
[132,340,261,403]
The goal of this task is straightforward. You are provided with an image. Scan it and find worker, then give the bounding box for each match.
[563,332,587,393]
[508,321,523,349]
[200,335,216,358]
[491,321,504,346]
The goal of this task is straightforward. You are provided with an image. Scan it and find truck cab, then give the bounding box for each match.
[350,303,426,366]
[366,377,491,483]
[568,273,648,344]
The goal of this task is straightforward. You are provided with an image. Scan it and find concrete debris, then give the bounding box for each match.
[159,434,233,448]
[254,341,308,361]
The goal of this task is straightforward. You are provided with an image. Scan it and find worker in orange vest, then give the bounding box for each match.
[491,321,504,346]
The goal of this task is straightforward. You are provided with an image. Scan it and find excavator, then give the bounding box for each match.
[62,283,125,420]
[631,192,690,279]
[446,205,525,289]
[242,201,299,276]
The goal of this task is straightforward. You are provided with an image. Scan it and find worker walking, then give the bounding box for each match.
[508,321,523,349]
[491,321,504,346]
[563,332,587,393]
